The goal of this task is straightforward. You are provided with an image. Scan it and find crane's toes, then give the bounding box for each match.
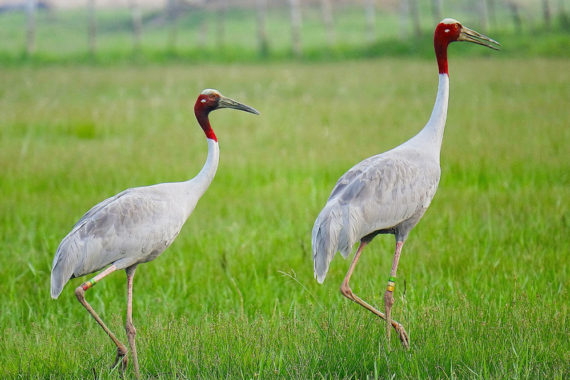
[397,324,410,349]
[110,346,128,372]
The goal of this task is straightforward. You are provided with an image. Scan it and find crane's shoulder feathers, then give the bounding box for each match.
[69,187,182,236]
[329,153,440,204]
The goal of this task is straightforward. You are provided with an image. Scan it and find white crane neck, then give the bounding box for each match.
[193,138,219,189]
[406,73,449,161]
[177,137,219,220]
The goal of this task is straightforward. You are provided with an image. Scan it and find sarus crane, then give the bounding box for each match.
[311,18,500,348]
[50,89,259,377]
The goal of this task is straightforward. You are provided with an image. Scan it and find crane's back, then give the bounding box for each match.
[50,183,194,299]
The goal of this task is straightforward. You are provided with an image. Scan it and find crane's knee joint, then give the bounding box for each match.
[75,278,97,301]
[119,346,128,356]
[74,286,85,301]
[125,322,136,336]
[340,283,353,298]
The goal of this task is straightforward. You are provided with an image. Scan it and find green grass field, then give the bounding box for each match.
[0,58,568,378]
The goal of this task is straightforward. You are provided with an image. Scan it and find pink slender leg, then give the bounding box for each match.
[340,241,410,348]
[384,241,404,345]
[74,265,129,372]
[125,265,140,379]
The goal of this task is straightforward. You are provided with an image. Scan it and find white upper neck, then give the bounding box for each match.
[406,73,449,163]
[185,138,219,201]
[196,138,219,187]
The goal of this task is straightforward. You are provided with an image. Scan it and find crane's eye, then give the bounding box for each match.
[201,99,206,103]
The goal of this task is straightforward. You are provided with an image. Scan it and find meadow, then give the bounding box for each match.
[0,57,568,378]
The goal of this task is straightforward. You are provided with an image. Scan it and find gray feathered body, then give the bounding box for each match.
[51,139,219,299]
[312,147,440,283]
[312,74,450,283]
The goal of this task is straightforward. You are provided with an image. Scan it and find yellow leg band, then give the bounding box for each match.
[386,281,395,292]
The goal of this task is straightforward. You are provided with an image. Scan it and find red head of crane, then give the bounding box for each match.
[311,19,500,348]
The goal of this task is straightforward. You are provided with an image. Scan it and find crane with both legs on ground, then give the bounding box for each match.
[312,18,500,348]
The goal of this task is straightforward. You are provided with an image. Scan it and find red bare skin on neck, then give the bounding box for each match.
[434,22,461,75]
[194,94,218,142]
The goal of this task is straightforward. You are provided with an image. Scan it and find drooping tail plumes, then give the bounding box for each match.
[50,240,77,299]
[312,204,347,283]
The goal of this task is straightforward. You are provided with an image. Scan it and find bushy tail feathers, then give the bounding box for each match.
[312,205,348,284]
[50,243,75,299]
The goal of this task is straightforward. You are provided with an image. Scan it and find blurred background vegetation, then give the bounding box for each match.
[0,0,569,64]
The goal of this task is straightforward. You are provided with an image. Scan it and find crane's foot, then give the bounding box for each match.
[110,346,128,374]
[394,323,410,349]
[384,288,409,349]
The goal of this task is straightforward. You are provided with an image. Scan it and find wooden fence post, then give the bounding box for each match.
[488,0,497,29]
[256,0,268,56]
[290,0,302,57]
[559,0,569,28]
[399,0,409,39]
[542,0,551,29]
[409,0,421,36]
[217,0,227,49]
[87,0,97,56]
[431,0,442,25]
[506,1,522,33]
[167,0,178,51]
[320,0,335,47]
[130,0,142,52]
[364,0,376,43]
[25,0,37,56]
[478,0,489,32]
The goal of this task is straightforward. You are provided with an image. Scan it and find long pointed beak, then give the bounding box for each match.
[218,96,260,115]
[458,26,501,50]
